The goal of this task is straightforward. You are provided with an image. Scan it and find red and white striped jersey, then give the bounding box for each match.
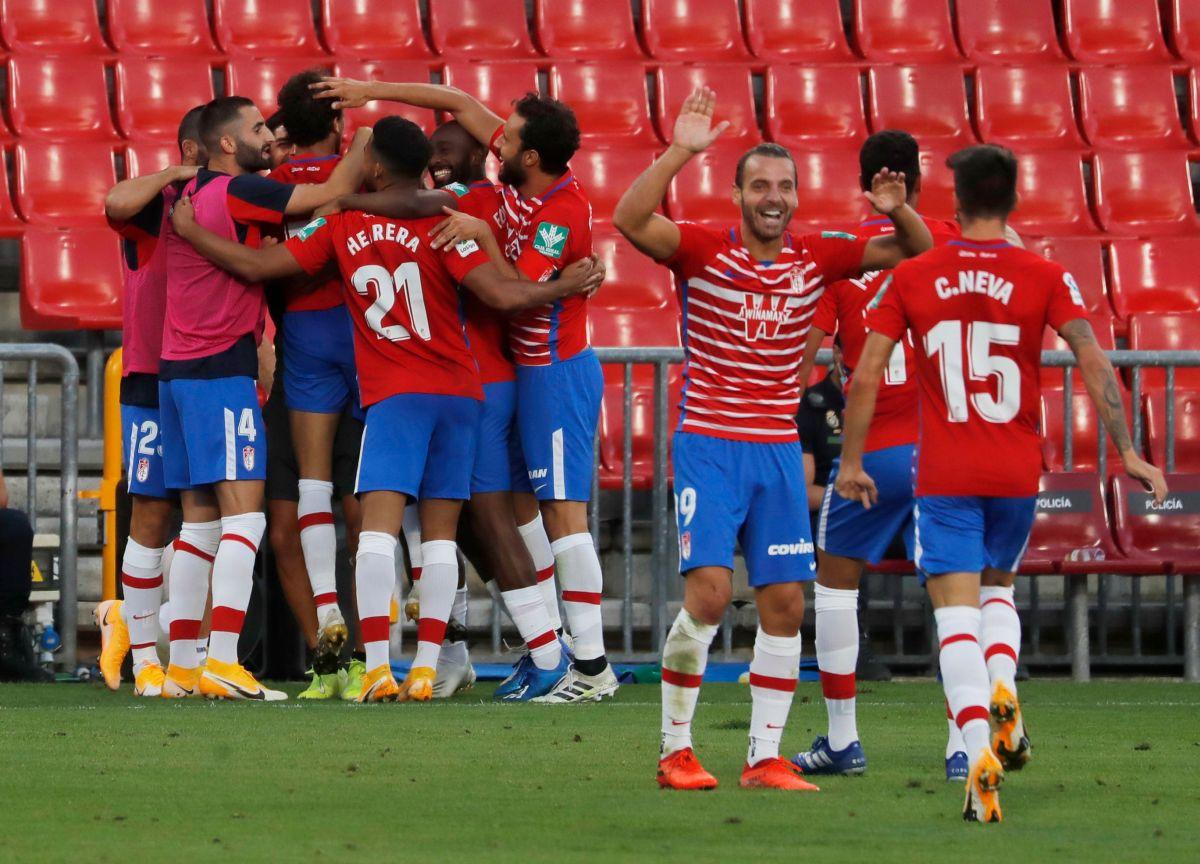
[663,223,868,443]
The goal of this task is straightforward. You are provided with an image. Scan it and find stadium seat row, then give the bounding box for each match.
[3,0,1200,67]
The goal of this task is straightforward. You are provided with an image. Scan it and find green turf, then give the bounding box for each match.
[1,679,1197,863]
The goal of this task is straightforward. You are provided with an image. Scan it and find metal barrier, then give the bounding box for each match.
[0,343,80,670]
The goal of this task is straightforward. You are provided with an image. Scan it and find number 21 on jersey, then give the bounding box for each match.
[352,263,430,342]
[924,320,1021,424]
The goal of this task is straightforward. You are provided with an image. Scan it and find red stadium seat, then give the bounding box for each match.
[0,0,109,55]
[1127,312,1200,391]
[1041,388,1136,475]
[791,150,872,231]
[1171,0,1200,63]
[591,233,674,309]
[225,57,335,119]
[107,0,219,57]
[1027,237,1112,320]
[213,0,325,57]
[14,141,115,228]
[744,0,857,63]
[1145,390,1200,473]
[1009,151,1100,237]
[656,65,759,147]
[7,56,117,141]
[549,64,660,146]
[764,65,868,152]
[1111,473,1200,573]
[1079,68,1191,152]
[115,58,216,142]
[428,0,539,60]
[442,63,540,122]
[1018,473,1130,575]
[21,228,123,330]
[534,0,643,59]
[570,148,658,230]
[955,0,1066,64]
[1191,69,1200,146]
[333,60,435,136]
[974,66,1084,151]
[868,65,975,149]
[641,0,751,61]
[124,139,179,177]
[914,147,956,221]
[853,0,962,63]
[321,0,431,59]
[1094,151,1200,237]
[1062,0,1173,64]
[1108,239,1200,323]
[0,165,24,238]
[664,147,742,226]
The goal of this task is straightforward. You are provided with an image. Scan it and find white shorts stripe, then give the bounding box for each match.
[551,427,565,500]
[223,408,236,481]
[817,476,835,551]
[353,420,368,495]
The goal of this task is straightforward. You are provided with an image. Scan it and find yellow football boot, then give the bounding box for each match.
[357,664,401,703]
[161,664,203,699]
[962,748,1005,823]
[93,599,129,691]
[990,680,1031,772]
[133,663,166,697]
[399,666,436,702]
[199,658,287,701]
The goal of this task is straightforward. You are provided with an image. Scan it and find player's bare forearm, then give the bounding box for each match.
[840,332,893,467]
[613,145,691,261]
[861,205,934,271]
[796,326,827,398]
[328,79,501,147]
[1059,318,1134,455]
[465,258,602,312]
[339,188,456,220]
[105,165,196,222]
[478,232,518,278]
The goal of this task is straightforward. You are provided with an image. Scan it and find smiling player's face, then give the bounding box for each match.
[229,105,275,173]
[428,124,483,188]
[733,155,798,244]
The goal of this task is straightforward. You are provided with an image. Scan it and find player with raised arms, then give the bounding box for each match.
[613,89,933,790]
[841,144,1167,821]
[170,116,604,702]
[158,96,369,701]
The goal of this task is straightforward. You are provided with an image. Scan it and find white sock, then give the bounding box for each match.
[519,514,562,631]
[412,540,456,670]
[980,585,1020,694]
[814,584,860,751]
[660,609,719,756]
[748,628,802,766]
[551,533,605,663]
[207,512,265,666]
[121,539,165,671]
[356,531,397,671]
[167,521,219,670]
[502,585,561,670]
[402,503,423,585]
[446,586,468,649]
[946,700,967,758]
[297,478,338,619]
[934,605,992,766]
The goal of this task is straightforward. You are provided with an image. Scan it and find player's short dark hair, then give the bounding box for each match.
[735,143,796,188]
[199,96,256,151]
[512,93,580,176]
[947,144,1018,219]
[277,68,341,148]
[177,104,206,149]
[371,116,431,180]
[265,110,285,134]
[859,130,920,192]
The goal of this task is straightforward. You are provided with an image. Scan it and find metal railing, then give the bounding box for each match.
[0,343,80,670]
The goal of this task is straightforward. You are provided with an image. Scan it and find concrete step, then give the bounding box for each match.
[1,384,88,438]
[1,437,104,472]
[3,473,99,518]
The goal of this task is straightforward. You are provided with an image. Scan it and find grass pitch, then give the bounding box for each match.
[1,679,1196,863]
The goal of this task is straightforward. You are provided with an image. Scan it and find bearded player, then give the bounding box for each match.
[841,144,1166,821]
[613,88,933,790]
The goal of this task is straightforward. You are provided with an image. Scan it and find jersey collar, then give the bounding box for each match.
[729,223,793,265]
[949,238,1012,249]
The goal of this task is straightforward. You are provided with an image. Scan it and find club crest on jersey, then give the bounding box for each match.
[680,531,692,561]
[242,446,255,471]
[533,221,568,259]
[295,217,325,241]
[742,292,790,341]
[136,458,150,483]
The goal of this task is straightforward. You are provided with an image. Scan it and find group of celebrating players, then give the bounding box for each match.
[93,67,1168,823]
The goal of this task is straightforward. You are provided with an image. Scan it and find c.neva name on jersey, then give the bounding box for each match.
[934,269,1014,305]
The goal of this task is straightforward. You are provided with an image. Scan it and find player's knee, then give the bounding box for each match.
[130,497,172,547]
[685,572,732,625]
[268,517,299,558]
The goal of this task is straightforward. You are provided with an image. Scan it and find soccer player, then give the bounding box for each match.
[840,144,1167,821]
[170,116,604,702]
[612,88,933,790]
[314,77,615,702]
[265,111,294,169]
[159,96,369,700]
[791,131,966,778]
[97,105,208,696]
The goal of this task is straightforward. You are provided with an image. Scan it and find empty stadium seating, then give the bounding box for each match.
[534,0,644,59]
[664,147,743,226]
[225,57,334,118]
[641,0,752,61]
[213,0,325,57]
[107,0,219,57]
[14,141,115,228]
[1127,313,1200,390]
[1146,390,1200,474]
[1171,0,1200,64]
[656,65,759,147]
[868,65,975,149]
[591,233,674,310]
[1018,473,1133,575]
[7,56,117,140]
[974,66,1085,151]
[0,167,24,238]
[1026,237,1112,319]
[743,0,856,63]
[333,60,436,136]
[0,0,110,55]
[914,147,956,221]
[21,228,123,330]
[955,0,1066,64]
[1078,67,1191,151]
[1009,151,1100,236]
[428,0,540,60]
[1108,239,1200,322]
[1041,388,1139,475]
[1061,0,1174,64]
[1040,315,1116,390]
[791,151,872,230]
[853,0,962,62]
[115,57,216,142]
[1093,151,1200,236]
[320,0,432,59]
[442,62,541,121]
[550,64,660,146]
[124,139,179,177]
[764,65,868,152]
[571,149,659,229]
[1111,473,1200,572]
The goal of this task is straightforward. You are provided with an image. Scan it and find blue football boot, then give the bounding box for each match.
[493,651,534,700]
[945,750,969,782]
[498,640,572,702]
[792,736,868,776]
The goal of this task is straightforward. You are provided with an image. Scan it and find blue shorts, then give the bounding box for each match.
[121,402,172,498]
[516,349,602,502]
[282,306,360,416]
[356,393,481,500]
[472,381,532,495]
[158,376,267,489]
[914,494,1037,580]
[673,431,815,587]
[818,444,916,564]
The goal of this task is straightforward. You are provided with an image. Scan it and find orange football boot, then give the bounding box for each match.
[740,757,820,791]
[657,748,718,790]
[94,599,129,691]
[357,664,401,703]
[398,666,435,702]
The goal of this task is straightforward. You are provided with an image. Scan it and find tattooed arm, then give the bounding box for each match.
[1058,318,1168,502]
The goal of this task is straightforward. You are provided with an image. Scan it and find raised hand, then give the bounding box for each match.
[672,87,731,154]
[310,77,374,110]
[864,169,908,216]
